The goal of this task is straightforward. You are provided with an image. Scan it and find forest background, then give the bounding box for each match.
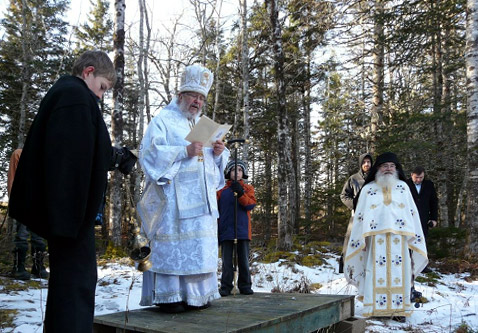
[1,0,478,261]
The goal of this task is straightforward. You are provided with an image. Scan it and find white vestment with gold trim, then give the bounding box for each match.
[344,180,428,317]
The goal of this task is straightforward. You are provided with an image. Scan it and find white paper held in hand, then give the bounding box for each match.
[185,115,232,147]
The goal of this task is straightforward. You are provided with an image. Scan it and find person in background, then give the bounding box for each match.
[217,159,256,297]
[406,166,438,273]
[7,148,49,281]
[344,152,427,322]
[8,50,134,332]
[339,153,373,273]
[138,64,229,313]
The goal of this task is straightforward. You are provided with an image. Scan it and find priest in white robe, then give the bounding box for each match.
[137,64,230,313]
[344,152,428,321]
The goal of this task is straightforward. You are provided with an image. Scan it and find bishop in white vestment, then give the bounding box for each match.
[137,65,229,312]
[344,152,428,320]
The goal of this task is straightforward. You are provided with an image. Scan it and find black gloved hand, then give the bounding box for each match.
[230,181,244,198]
[110,147,138,175]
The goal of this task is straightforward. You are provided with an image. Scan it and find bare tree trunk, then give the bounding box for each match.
[240,0,251,163]
[465,0,478,258]
[212,0,223,121]
[234,80,241,136]
[455,169,467,227]
[370,0,384,152]
[293,109,301,235]
[135,0,150,204]
[18,0,31,148]
[430,4,450,228]
[137,0,145,143]
[302,80,312,237]
[266,0,295,251]
[440,28,454,227]
[109,0,126,246]
[264,148,272,242]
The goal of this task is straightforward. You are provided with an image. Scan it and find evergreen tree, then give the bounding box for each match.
[73,0,113,53]
[0,0,70,198]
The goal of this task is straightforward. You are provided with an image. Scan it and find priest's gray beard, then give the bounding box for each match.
[375,169,399,188]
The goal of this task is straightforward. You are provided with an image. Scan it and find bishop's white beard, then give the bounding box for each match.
[375,169,399,188]
[178,98,201,120]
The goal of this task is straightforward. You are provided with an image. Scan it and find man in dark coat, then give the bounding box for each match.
[8,51,123,333]
[339,153,373,272]
[406,166,438,272]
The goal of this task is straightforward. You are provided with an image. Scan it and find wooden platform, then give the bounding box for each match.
[93,292,355,333]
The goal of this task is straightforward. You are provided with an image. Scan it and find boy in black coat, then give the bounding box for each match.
[8,51,130,332]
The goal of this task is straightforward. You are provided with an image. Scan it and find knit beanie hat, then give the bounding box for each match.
[225,159,248,179]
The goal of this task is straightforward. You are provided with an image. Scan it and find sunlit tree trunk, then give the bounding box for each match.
[370,0,384,152]
[212,0,223,121]
[18,0,31,148]
[135,0,150,204]
[266,0,295,251]
[465,0,478,257]
[109,0,126,246]
[431,1,450,227]
[240,0,251,163]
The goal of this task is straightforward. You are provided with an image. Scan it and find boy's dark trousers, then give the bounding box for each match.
[220,240,252,293]
[44,221,97,333]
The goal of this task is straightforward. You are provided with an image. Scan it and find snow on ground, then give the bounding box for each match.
[1,253,477,332]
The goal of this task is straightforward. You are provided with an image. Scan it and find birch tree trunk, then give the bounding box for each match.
[431,4,450,227]
[266,0,295,251]
[370,0,384,152]
[137,0,145,143]
[465,0,478,257]
[439,28,453,227]
[293,110,301,234]
[240,0,251,163]
[302,77,312,236]
[18,0,31,148]
[135,0,150,204]
[212,0,223,121]
[109,0,126,246]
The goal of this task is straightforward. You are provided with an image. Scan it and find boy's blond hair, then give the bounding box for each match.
[71,50,117,86]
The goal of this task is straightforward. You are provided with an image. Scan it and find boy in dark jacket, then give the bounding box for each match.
[217,160,256,296]
[9,51,119,333]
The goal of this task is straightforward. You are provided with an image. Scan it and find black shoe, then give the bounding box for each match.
[158,302,186,313]
[186,302,211,310]
[219,288,231,297]
[240,288,254,295]
[391,316,406,323]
